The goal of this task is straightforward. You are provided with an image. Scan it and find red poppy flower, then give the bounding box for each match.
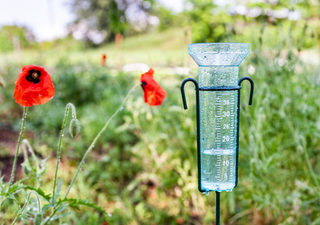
[101,54,107,66]
[140,68,167,106]
[14,65,55,107]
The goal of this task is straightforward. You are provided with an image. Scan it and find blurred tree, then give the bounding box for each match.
[184,0,231,43]
[152,6,175,31]
[69,0,156,45]
[183,0,320,47]
[0,26,35,52]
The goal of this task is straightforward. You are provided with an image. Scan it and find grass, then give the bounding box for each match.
[0,28,190,68]
[0,26,320,224]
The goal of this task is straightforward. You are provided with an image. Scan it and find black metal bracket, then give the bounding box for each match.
[235,76,254,188]
[238,76,254,105]
[180,78,205,193]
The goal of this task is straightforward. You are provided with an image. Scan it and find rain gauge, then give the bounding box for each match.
[180,43,254,224]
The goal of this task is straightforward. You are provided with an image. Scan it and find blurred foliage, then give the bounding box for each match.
[183,0,320,48]
[0,25,35,52]
[70,0,125,43]
[38,35,85,52]
[152,6,177,31]
[184,0,228,43]
[69,0,156,45]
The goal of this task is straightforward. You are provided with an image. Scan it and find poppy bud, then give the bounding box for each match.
[35,213,42,225]
[22,164,30,175]
[69,119,81,138]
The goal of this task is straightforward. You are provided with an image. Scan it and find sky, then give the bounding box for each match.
[0,0,184,41]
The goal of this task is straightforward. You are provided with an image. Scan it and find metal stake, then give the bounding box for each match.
[216,191,220,225]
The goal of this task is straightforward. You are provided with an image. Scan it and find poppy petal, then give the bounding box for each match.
[140,68,167,106]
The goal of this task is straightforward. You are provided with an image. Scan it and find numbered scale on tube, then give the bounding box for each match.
[201,91,237,192]
[180,43,254,225]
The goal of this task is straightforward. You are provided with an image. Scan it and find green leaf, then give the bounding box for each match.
[0,196,19,211]
[42,203,52,214]
[25,186,51,202]
[58,198,108,214]
[6,181,25,195]
[21,217,29,224]
[50,212,71,221]
[55,178,63,201]
[38,156,49,177]
[56,203,68,213]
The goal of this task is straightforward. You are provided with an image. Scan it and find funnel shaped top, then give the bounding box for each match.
[189,43,250,66]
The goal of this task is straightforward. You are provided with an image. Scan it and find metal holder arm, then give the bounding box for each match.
[180,78,205,193]
[235,76,254,188]
[238,76,254,105]
[181,78,198,110]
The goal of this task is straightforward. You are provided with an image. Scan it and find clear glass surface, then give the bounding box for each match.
[189,43,249,192]
[189,43,250,66]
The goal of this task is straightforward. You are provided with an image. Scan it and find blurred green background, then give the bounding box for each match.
[1,0,320,224]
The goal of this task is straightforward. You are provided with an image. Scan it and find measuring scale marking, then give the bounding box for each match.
[200,90,237,192]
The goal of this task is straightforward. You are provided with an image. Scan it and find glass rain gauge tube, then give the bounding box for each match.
[180,43,254,225]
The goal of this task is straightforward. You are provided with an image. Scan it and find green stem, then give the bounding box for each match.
[64,84,139,199]
[303,146,320,192]
[43,207,58,225]
[22,139,40,173]
[52,103,76,206]
[11,191,41,225]
[9,107,27,187]
[22,139,40,187]
[22,140,31,171]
